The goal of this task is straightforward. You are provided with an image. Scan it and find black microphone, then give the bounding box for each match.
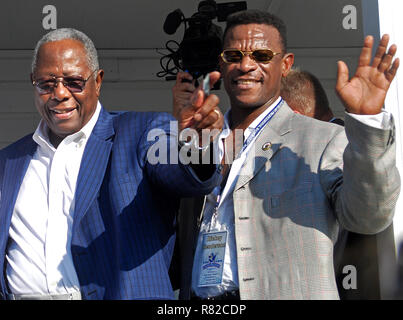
[163,9,184,35]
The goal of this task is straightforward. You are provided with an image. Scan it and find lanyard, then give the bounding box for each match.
[240,98,283,155]
[209,98,283,231]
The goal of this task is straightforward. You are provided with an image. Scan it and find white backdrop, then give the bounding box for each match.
[378,0,403,254]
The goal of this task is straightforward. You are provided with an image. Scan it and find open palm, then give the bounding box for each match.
[336,34,399,115]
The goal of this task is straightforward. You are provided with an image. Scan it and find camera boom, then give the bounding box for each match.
[158,0,247,82]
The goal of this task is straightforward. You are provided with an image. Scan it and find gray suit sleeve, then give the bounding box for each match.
[320,113,401,234]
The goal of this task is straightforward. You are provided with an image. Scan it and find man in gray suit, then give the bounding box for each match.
[280,68,388,299]
[172,10,400,300]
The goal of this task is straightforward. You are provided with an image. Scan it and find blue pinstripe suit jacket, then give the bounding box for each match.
[0,107,221,300]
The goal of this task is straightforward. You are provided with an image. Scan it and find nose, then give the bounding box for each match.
[239,54,257,73]
[52,80,71,101]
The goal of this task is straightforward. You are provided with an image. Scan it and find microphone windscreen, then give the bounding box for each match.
[163,9,183,35]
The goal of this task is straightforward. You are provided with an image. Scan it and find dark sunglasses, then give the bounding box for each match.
[220,49,281,64]
[32,70,97,95]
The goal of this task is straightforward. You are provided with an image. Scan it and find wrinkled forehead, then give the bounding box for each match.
[223,23,282,51]
[35,39,90,75]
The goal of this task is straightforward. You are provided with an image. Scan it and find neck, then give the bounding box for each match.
[229,97,279,131]
[318,110,334,122]
[49,131,64,148]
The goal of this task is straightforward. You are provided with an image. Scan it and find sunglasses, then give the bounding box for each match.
[220,49,281,64]
[32,70,97,95]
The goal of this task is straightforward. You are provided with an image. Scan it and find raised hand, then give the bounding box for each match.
[336,34,399,115]
[172,72,196,121]
[173,71,223,133]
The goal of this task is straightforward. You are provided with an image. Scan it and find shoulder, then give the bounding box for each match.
[277,101,344,140]
[281,112,348,161]
[291,112,345,139]
[109,111,176,148]
[112,111,175,128]
[0,133,35,159]
[0,134,35,183]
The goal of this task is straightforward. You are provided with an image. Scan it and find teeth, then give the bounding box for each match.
[237,80,257,84]
[52,108,75,114]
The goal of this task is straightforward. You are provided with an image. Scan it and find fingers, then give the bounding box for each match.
[378,43,397,74]
[386,57,400,83]
[372,34,389,68]
[175,71,194,85]
[192,94,220,123]
[173,72,196,93]
[367,34,398,73]
[175,71,223,131]
[335,60,350,92]
[177,92,221,130]
[358,35,374,67]
[371,34,399,81]
[208,71,221,89]
[190,89,204,111]
[179,82,197,93]
[195,107,223,131]
[187,71,222,112]
[173,72,197,119]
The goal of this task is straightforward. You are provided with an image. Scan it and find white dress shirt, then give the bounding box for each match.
[191,97,392,298]
[5,102,101,295]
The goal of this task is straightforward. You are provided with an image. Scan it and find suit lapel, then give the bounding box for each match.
[234,102,294,191]
[0,139,36,234]
[0,137,36,291]
[72,108,115,236]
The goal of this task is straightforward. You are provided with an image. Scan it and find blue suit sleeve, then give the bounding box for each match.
[138,112,221,197]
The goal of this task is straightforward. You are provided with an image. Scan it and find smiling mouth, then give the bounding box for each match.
[51,107,77,114]
[236,79,259,84]
[233,79,263,89]
[49,107,78,119]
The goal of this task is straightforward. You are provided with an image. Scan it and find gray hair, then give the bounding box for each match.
[31,28,99,73]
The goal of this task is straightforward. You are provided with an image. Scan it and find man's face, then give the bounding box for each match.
[220,24,294,111]
[32,39,103,145]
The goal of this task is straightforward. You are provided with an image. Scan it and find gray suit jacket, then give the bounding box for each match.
[175,102,400,300]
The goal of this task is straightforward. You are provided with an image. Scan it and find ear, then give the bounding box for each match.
[281,53,294,77]
[95,69,104,97]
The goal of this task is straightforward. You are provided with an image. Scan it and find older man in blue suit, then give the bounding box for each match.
[0,28,222,300]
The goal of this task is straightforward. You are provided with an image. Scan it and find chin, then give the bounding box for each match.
[52,124,80,138]
[232,98,263,110]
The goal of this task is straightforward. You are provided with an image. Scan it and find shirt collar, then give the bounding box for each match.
[222,96,283,139]
[33,101,102,151]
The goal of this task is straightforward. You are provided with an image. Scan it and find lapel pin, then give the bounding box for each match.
[262,142,272,151]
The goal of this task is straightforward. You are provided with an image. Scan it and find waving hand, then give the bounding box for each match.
[336,34,399,115]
